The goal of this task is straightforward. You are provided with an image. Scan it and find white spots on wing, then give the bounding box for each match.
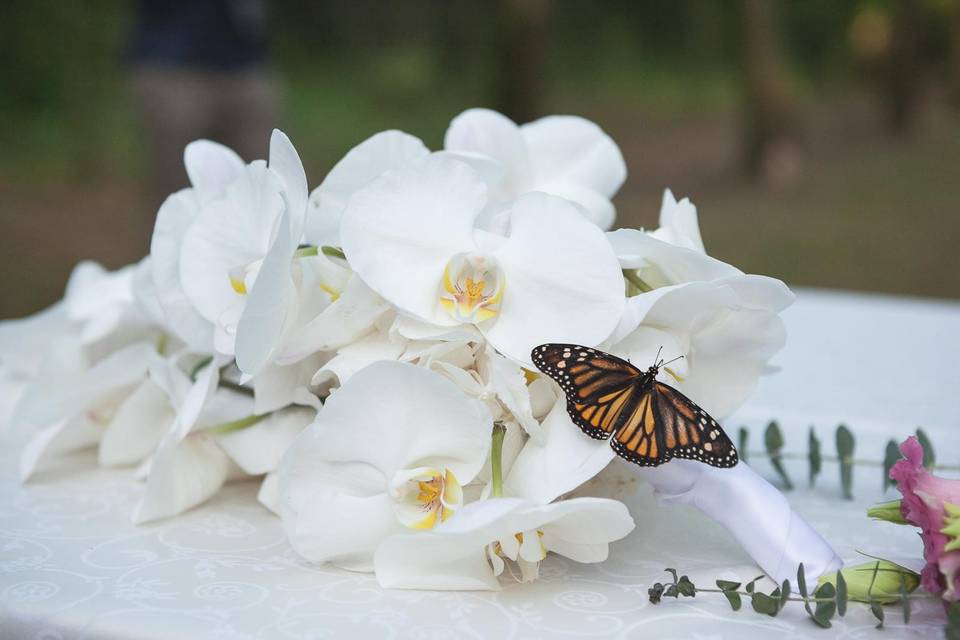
[557,361,566,369]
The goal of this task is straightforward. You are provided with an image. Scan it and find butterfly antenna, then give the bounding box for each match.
[653,346,663,368]
[662,354,685,367]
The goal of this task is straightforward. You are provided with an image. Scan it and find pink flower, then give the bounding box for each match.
[890,436,960,600]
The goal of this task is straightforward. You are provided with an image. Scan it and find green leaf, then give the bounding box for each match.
[721,589,742,611]
[836,424,855,500]
[900,574,910,625]
[738,426,749,462]
[716,580,741,592]
[664,584,679,598]
[916,428,935,470]
[765,421,793,490]
[883,440,900,490]
[677,576,696,597]
[744,575,764,594]
[779,580,791,610]
[808,427,821,487]
[648,583,665,604]
[797,563,813,617]
[813,583,836,628]
[871,601,885,629]
[836,569,847,616]
[751,592,780,616]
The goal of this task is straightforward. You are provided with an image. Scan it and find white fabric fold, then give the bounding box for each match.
[637,460,842,583]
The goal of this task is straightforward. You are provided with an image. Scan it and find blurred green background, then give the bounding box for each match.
[2,0,959,320]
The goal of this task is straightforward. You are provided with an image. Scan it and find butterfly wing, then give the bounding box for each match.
[531,344,644,440]
[611,380,738,468]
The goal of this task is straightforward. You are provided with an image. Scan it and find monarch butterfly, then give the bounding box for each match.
[531,343,738,469]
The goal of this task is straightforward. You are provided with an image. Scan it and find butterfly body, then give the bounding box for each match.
[531,343,738,469]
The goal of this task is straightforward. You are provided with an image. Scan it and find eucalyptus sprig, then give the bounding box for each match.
[648,561,927,629]
[743,423,956,500]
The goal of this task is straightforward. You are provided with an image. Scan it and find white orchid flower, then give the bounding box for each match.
[607,274,794,419]
[150,139,246,352]
[174,131,308,366]
[340,154,625,364]
[18,341,156,480]
[277,360,492,571]
[444,108,627,229]
[609,191,740,294]
[133,355,316,523]
[374,496,634,590]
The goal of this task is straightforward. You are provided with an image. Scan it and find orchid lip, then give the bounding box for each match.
[439,252,505,324]
[391,467,463,530]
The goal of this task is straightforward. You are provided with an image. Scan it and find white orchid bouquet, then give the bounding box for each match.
[2,109,840,589]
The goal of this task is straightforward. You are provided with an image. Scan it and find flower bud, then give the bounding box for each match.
[818,560,919,604]
[867,499,908,525]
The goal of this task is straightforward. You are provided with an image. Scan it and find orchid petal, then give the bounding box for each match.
[504,401,615,503]
[150,190,214,351]
[235,206,298,375]
[485,193,625,364]
[537,182,616,229]
[215,407,315,475]
[268,129,308,236]
[132,433,230,524]
[520,114,626,198]
[99,378,174,467]
[340,154,486,325]
[444,108,531,194]
[649,189,705,253]
[305,130,429,247]
[183,140,244,203]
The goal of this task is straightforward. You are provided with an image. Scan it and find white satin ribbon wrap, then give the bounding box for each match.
[637,460,843,583]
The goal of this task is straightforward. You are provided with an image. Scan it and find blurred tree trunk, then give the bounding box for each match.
[739,0,800,182]
[884,0,921,133]
[491,0,551,122]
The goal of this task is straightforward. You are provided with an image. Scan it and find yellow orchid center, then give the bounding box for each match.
[488,528,547,582]
[391,467,462,531]
[439,252,505,324]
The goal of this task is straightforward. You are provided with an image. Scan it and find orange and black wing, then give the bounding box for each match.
[531,343,644,440]
[611,381,738,468]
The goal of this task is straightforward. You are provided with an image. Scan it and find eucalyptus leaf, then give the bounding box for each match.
[721,589,742,611]
[648,583,665,604]
[716,580,741,592]
[665,584,679,598]
[916,428,935,470]
[883,440,900,490]
[836,424,855,499]
[765,421,793,490]
[798,563,813,616]
[779,580,791,610]
[808,427,821,487]
[677,576,696,597]
[813,583,836,628]
[750,592,779,616]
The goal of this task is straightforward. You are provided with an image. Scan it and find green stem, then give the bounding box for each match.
[295,246,319,258]
[189,356,214,381]
[491,422,506,498]
[321,245,346,260]
[211,413,267,435]
[623,269,653,294]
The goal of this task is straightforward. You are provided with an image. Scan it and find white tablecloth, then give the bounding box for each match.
[1,288,958,639]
